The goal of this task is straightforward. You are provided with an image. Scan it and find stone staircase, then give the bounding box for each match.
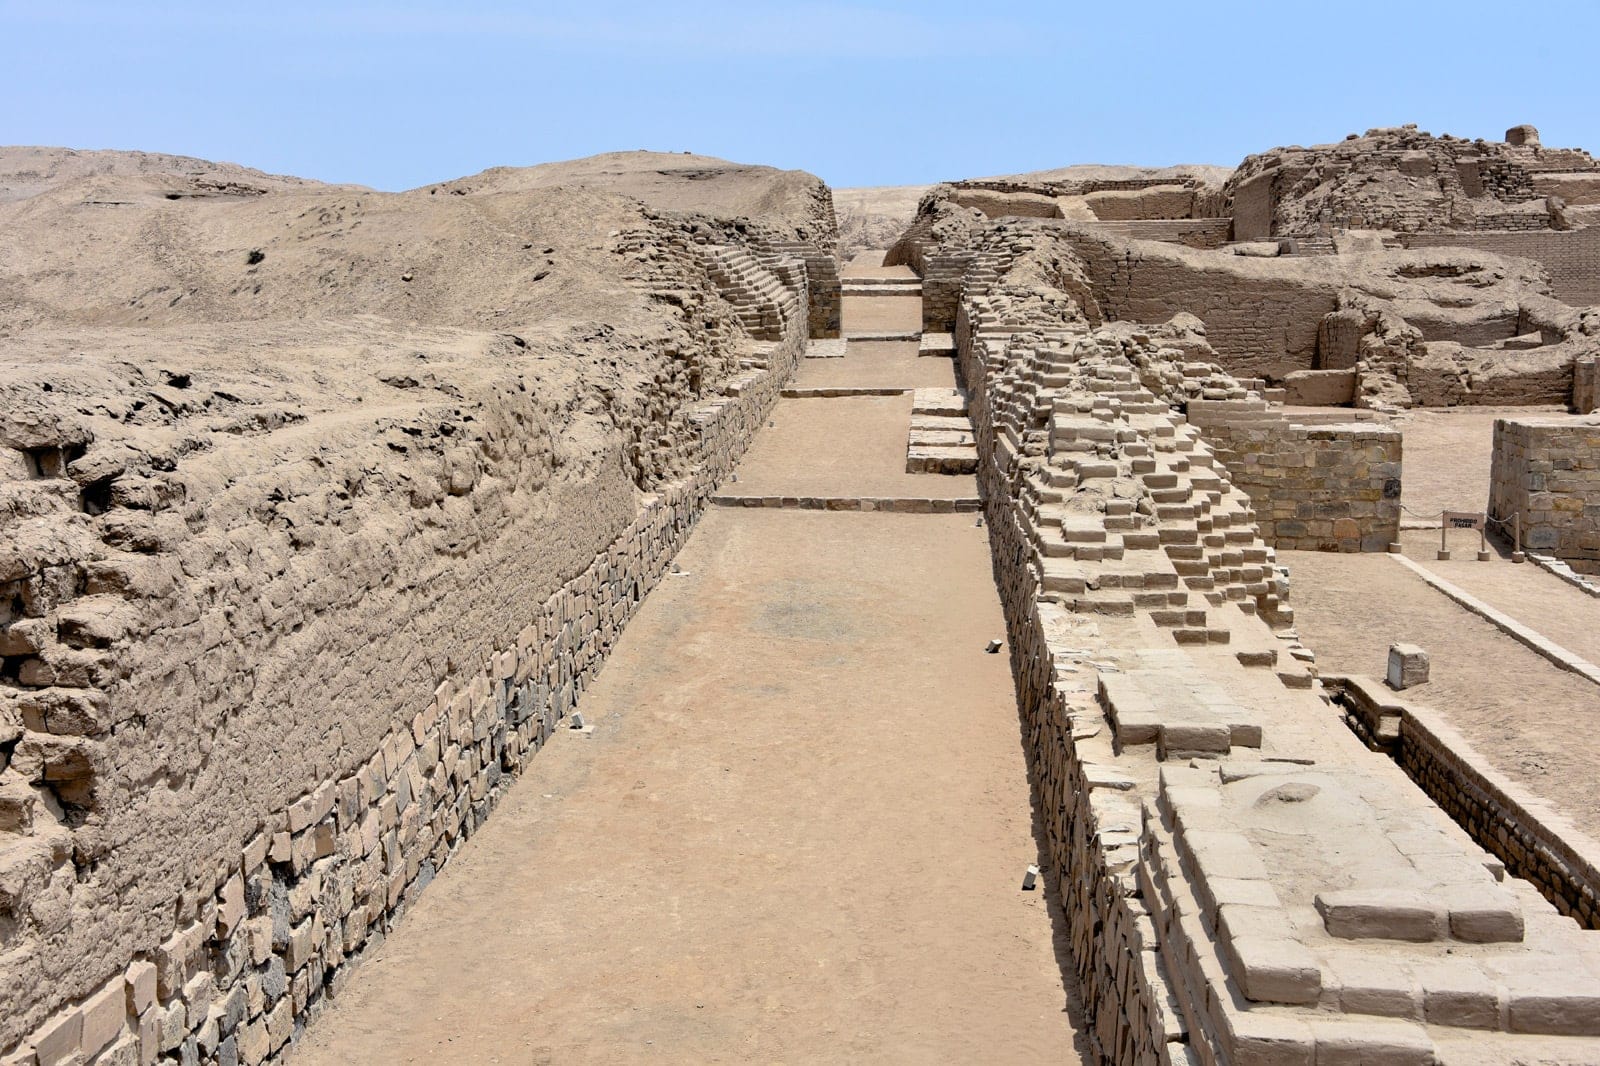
[841,276,923,298]
[905,388,978,474]
[702,245,804,341]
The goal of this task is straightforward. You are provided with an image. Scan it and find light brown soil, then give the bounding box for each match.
[731,395,975,499]
[1391,407,1567,519]
[1398,528,1600,663]
[288,509,1083,1066]
[841,251,908,278]
[1283,548,1600,828]
[795,342,956,390]
[843,295,923,334]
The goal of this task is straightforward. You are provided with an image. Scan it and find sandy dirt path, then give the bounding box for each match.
[290,278,1087,1065]
[1283,548,1600,829]
[1390,407,1567,519]
[794,341,956,390]
[731,394,976,500]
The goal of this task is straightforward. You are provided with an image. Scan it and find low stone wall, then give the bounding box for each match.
[1188,400,1401,551]
[1489,415,1600,569]
[1404,226,1600,306]
[1337,681,1600,929]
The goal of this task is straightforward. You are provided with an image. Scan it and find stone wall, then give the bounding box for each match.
[1489,415,1600,570]
[1337,679,1600,929]
[1188,400,1401,552]
[1403,226,1600,306]
[758,238,841,337]
[0,229,819,1064]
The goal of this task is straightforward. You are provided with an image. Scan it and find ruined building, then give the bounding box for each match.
[5,127,1600,1065]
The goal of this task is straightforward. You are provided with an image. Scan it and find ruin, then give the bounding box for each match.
[5,125,1600,1065]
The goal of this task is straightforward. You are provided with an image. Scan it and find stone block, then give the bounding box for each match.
[1503,968,1600,1035]
[33,1007,82,1066]
[1315,889,1445,942]
[1218,1007,1314,1066]
[1229,936,1322,1005]
[124,961,156,1017]
[1326,954,1416,1018]
[80,978,127,1060]
[1442,885,1524,943]
[1308,1017,1434,1065]
[1415,960,1500,1029]
[1386,644,1428,690]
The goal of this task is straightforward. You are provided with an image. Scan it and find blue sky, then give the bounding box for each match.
[4,0,1597,190]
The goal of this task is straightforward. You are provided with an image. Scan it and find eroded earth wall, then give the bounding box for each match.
[0,158,832,1065]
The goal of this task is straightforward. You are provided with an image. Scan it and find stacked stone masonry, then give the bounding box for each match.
[1188,401,1401,552]
[1489,416,1600,572]
[931,204,1600,1064]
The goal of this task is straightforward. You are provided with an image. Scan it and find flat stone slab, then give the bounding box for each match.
[845,330,922,342]
[710,495,981,513]
[804,339,848,359]
[906,446,978,475]
[781,386,913,398]
[1099,650,1262,757]
[911,388,969,417]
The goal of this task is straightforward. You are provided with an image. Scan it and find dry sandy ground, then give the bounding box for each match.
[794,342,956,391]
[425,150,832,237]
[1389,407,1568,519]
[731,395,975,500]
[842,295,923,335]
[1284,547,1600,828]
[289,510,1081,1066]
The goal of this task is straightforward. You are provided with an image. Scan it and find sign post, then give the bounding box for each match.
[1440,511,1489,561]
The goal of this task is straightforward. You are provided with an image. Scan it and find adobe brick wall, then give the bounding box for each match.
[1059,228,1338,379]
[1076,218,1232,249]
[1404,226,1600,306]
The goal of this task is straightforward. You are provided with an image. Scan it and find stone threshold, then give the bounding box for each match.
[780,386,913,398]
[710,495,981,513]
[843,330,922,342]
[1388,553,1600,686]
